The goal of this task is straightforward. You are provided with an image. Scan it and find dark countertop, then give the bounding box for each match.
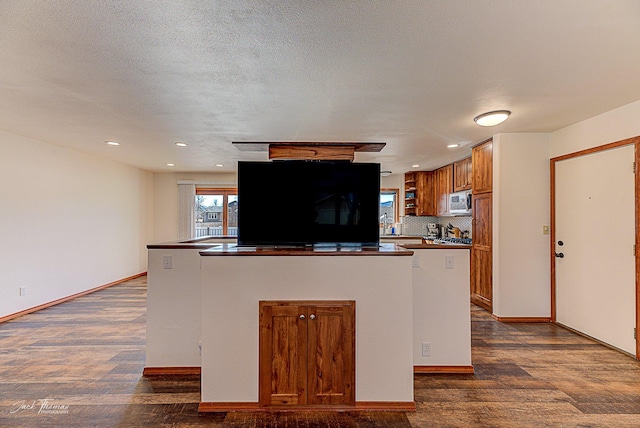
[147,236,236,249]
[199,243,413,256]
[401,244,471,250]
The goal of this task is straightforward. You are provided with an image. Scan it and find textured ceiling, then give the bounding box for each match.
[1,1,640,174]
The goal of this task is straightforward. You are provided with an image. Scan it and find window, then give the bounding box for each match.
[380,189,399,233]
[195,188,237,237]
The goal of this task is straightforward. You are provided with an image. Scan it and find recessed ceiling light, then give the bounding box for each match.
[166,163,175,167]
[215,164,224,167]
[474,110,511,127]
[105,141,120,146]
[447,144,460,148]
[412,164,420,168]
[175,142,188,147]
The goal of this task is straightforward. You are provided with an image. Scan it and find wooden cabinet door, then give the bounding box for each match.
[471,192,492,311]
[435,165,452,216]
[453,157,472,192]
[259,303,307,405]
[306,304,355,405]
[464,157,473,189]
[472,140,492,194]
[259,301,355,407]
[416,171,436,216]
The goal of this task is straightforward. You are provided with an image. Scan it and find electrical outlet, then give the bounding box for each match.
[19,287,27,296]
[163,255,173,269]
[412,255,420,268]
[422,342,431,357]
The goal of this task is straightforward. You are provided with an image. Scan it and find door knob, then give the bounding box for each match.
[299,315,305,320]
[309,314,316,320]
[555,252,564,258]
[558,241,564,246]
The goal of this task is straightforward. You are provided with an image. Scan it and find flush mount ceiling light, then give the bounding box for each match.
[380,170,392,177]
[105,141,120,146]
[473,110,511,127]
[215,164,224,167]
[412,164,420,168]
[447,144,460,148]
[166,163,175,167]
[175,142,188,147]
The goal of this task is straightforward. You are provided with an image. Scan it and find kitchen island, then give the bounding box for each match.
[198,243,415,412]
[146,238,473,412]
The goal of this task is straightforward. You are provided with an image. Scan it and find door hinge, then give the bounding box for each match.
[634,245,636,256]
[634,328,637,340]
[634,162,636,173]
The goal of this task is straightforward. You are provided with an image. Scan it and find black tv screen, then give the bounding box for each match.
[237,161,380,246]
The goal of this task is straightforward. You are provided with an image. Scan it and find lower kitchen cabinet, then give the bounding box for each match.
[259,301,355,407]
[471,192,492,311]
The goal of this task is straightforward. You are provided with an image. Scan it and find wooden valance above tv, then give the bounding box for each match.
[232,141,386,161]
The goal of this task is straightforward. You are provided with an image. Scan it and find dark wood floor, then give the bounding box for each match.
[0,276,639,427]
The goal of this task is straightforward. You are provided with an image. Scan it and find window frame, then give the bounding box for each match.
[380,188,400,226]
[196,188,238,236]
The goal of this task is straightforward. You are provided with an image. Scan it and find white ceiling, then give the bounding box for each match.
[2,1,640,174]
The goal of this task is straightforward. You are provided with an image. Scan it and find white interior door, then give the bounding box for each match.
[555,145,636,354]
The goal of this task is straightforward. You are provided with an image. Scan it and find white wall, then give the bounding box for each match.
[153,172,236,243]
[146,249,204,367]
[412,248,471,366]
[0,130,153,319]
[492,133,551,317]
[491,99,640,318]
[200,254,414,404]
[550,99,640,157]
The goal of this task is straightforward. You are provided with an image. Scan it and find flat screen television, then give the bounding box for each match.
[237,161,380,246]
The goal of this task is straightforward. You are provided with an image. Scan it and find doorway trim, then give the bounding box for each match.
[550,136,640,359]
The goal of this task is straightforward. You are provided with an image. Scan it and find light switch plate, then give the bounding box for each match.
[445,255,454,269]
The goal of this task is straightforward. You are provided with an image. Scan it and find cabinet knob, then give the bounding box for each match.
[299,314,305,320]
[309,314,316,320]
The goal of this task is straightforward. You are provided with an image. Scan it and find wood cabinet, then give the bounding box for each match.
[404,171,435,216]
[435,165,453,216]
[471,138,493,312]
[453,157,472,192]
[259,301,355,407]
[471,192,492,311]
[472,140,492,194]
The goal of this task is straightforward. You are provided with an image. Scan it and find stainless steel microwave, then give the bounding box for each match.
[449,190,472,215]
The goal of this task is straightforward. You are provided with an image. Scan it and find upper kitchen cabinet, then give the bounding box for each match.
[453,157,472,192]
[435,165,453,216]
[472,139,492,194]
[404,171,435,216]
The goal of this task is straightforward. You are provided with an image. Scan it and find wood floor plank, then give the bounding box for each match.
[1,275,640,426]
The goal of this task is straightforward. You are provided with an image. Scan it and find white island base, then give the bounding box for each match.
[198,245,415,412]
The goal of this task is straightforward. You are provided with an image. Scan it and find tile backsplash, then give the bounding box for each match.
[401,215,472,238]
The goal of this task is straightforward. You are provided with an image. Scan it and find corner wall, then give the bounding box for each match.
[0,130,153,319]
[152,172,236,243]
[491,99,640,318]
[492,133,551,317]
